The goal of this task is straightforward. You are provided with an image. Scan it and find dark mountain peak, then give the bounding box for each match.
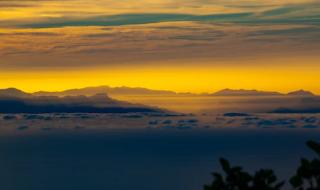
[0,88,24,93]
[33,86,111,97]
[212,89,282,96]
[0,88,31,98]
[287,90,315,96]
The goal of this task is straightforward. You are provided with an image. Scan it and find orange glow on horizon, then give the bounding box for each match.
[1,61,319,95]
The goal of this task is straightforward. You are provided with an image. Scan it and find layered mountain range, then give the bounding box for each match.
[0,88,162,114]
[0,87,319,114]
[30,86,317,97]
[211,89,315,97]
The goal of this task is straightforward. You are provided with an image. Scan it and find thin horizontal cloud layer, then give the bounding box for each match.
[0,0,319,19]
[0,1,319,28]
[1,22,319,69]
[0,0,320,94]
[18,13,255,28]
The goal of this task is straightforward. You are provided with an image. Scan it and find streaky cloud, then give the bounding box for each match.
[262,5,304,17]
[250,26,320,36]
[18,13,253,28]
[8,8,320,29]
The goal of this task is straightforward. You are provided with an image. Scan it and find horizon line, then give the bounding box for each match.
[0,86,318,96]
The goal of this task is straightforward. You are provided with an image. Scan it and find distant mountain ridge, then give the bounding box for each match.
[33,86,179,97]
[211,89,282,96]
[0,87,318,113]
[287,90,315,96]
[32,86,317,97]
[0,87,317,99]
[0,88,163,114]
[0,88,32,98]
[211,89,316,97]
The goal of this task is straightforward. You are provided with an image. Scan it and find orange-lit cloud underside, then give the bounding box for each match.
[0,0,319,93]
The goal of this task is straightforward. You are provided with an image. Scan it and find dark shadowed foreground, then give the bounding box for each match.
[204,140,320,190]
[0,129,319,190]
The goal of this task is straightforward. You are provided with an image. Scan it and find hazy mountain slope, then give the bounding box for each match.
[212,89,316,97]
[33,86,318,98]
[212,89,283,96]
[0,99,160,114]
[34,86,178,97]
[0,89,163,114]
[0,88,32,98]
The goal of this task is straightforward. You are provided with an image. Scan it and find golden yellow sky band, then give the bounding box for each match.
[1,57,319,94]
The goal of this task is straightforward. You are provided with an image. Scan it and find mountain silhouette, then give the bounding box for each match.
[287,90,315,96]
[0,88,32,98]
[0,89,163,114]
[212,89,283,96]
[33,86,178,97]
[32,86,318,97]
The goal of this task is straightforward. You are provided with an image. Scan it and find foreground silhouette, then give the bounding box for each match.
[0,93,163,114]
[205,140,320,190]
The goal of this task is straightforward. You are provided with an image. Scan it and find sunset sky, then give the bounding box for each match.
[0,0,319,93]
